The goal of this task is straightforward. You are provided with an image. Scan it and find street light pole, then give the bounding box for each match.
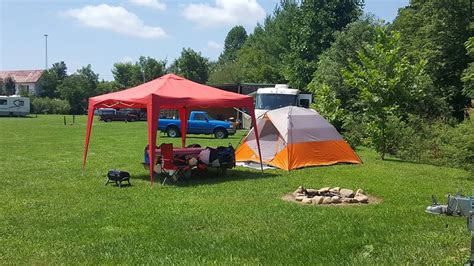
[44,34,48,69]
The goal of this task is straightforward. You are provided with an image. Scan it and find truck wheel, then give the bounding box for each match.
[166,127,180,138]
[214,129,228,139]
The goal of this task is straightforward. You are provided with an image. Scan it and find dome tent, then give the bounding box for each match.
[235,106,361,170]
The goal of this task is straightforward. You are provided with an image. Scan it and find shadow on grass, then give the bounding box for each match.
[133,168,276,187]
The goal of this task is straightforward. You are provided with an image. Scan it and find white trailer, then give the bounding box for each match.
[0,96,30,116]
[252,84,312,118]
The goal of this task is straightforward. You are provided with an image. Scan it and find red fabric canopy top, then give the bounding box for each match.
[90,73,253,109]
[83,74,263,185]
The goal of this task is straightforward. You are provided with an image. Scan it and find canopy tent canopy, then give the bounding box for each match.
[235,106,361,170]
[83,74,263,184]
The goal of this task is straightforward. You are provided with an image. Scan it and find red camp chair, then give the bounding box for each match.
[160,143,189,185]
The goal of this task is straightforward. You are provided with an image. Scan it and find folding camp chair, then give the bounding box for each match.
[160,143,189,185]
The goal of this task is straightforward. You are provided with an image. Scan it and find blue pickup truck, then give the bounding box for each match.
[158,111,236,139]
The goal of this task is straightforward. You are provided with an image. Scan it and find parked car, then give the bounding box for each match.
[99,109,140,122]
[158,111,236,139]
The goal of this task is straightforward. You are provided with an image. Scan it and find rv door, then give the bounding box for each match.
[297,94,312,108]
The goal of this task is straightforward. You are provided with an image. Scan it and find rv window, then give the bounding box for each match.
[0,99,7,105]
[17,101,24,106]
[299,99,310,108]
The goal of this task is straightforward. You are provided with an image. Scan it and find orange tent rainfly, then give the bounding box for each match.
[82,74,263,184]
[235,106,361,171]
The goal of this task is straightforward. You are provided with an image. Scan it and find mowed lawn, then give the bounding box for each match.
[1,115,472,264]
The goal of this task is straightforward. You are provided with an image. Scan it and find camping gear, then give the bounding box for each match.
[106,170,131,187]
[235,106,361,170]
[426,194,474,264]
[83,74,264,185]
[160,143,190,184]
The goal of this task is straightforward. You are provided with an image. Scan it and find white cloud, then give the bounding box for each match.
[183,0,265,27]
[207,41,223,51]
[64,4,167,39]
[129,0,166,11]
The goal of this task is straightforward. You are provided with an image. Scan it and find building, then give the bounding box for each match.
[0,70,44,96]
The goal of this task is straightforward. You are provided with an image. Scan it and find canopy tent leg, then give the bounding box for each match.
[147,100,160,185]
[179,108,188,148]
[249,107,264,172]
[82,104,95,175]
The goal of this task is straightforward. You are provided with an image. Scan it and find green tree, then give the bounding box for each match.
[4,76,16,96]
[37,70,59,98]
[283,0,364,88]
[51,61,68,80]
[0,78,4,95]
[97,80,121,94]
[310,83,344,127]
[58,65,100,114]
[342,27,430,159]
[169,48,209,84]
[310,17,380,110]
[462,37,474,98]
[235,0,299,83]
[112,62,142,88]
[218,26,247,64]
[392,0,472,120]
[137,56,167,82]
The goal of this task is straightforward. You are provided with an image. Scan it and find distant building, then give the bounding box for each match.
[0,70,44,96]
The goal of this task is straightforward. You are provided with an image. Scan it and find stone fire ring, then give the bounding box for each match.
[283,186,382,206]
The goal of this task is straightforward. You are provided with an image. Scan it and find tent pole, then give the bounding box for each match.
[82,103,95,176]
[180,107,187,148]
[147,99,159,186]
[249,107,263,172]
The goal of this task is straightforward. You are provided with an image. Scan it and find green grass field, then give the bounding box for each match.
[1,115,473,264]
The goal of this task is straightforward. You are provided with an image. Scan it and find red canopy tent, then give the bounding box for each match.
[82,74,263,185]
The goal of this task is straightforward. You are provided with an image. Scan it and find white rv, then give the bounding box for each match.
[0,96,30,116]
[252,84,312,118]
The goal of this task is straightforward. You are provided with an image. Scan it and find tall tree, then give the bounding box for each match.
[218,26,248,64]
[0,78,4,95]
[51,61,68,80]
[462,37,474,98]
[37,70,59,98]
[4,76,16,96]
[392,0,472,120]
[309,17,380,110]
[342,27,432,159]
[137,56,167,82]
[169,48,209,84]
[112,62,142,88]
[58,65,100,114]
[77,64,99,96]
[283,0,364,89]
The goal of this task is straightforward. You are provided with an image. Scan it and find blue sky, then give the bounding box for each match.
[0,0,409,81]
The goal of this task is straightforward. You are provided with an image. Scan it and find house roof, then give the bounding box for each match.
[0,70,44,83]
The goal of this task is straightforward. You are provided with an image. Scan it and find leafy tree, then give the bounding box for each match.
[392,0,472,120]
[169,48,209,84]
[137,56,167,82]
[208,62,243,84]
[462,37,474,98]
[0,78,4,95]
[51,61,68,80]
[97,80,121,94]
[4,76,16,96]
[235,0,299,84]
[310,83,344,127]
[218,26,247,64]
[112,62,142,88]
[310,17,380,109]
[283,0,364,88]
[37,70,59,98]
[58,65,99,114]
[342,27,431,159]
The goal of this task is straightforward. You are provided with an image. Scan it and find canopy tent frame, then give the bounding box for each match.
[82,74,263,185]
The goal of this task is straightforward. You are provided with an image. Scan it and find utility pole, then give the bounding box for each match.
[44,34,48,69]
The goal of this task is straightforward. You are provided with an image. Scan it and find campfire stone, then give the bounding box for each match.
[318,187,330,193]
[354,195,369,203]
[295,195,306,202]
[356,189,366,196]
[306,189,318,196]
[340,189,355,198]
[312,196,324,204]
[294,186,306,195]
[322,197,332,204]
[342,198,352,203]
[329,187,341,193]
[302,198,312,204]
[331,196,342,203]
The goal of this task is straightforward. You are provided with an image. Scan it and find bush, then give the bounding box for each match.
[31,97,70,114]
